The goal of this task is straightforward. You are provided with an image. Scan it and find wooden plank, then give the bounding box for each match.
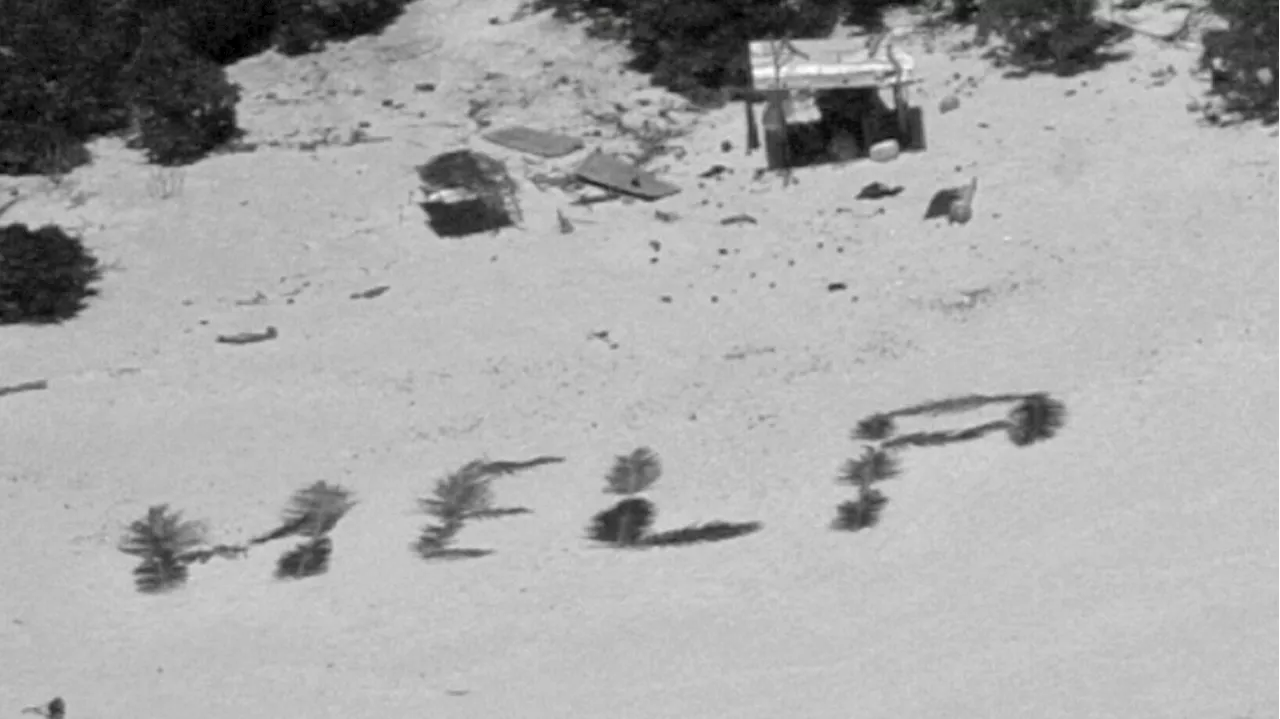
[749,37,916,92]
[573,150,680,201]
[483,126,584,158]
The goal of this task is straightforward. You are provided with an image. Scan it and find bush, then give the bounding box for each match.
[0,0,138,173]
[273,0,415,56]
[1202,0,1278,122]
[532,0,846,98]
[122,16,243,166]
[0,0,420,174]
[0,223,102,324]
[975,0,1111,69]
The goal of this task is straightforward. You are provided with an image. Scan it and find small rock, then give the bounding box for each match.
[868,140,900,163]
[938,95,960,114]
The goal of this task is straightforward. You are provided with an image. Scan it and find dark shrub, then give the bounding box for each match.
[0,0,136,173]
[975,0,1113,70]
[0,121,91,177]
[1202,0,1277,122]
[123,17,243,166]
[168,0,282,63]
[532,0,844,98]
[0,223,102,324]
[274,0,414,56]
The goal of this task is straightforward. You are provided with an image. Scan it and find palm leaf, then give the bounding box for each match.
[604,447,662,495]
[278,481,356,539]
[418,461,494,523]
[1007,393,1067,446]
[119,505,206,561]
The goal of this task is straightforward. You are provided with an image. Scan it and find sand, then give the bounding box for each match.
[1,1,1276,717]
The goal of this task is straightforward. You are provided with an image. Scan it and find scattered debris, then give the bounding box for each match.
[0,379,48,399]
[350,285,390,300]
[21,697,64,719]
[720,140,733,152]
[856,182,904,200]
[417,151,521,238]
[216,326,278,345]
[939,95,961,114]
[588,329,619,350]
[699,164,730,179]
[720,214,758,226]
[414,82,436,92]
[483,126,584,158]
[574,149,680,201]
[924,177,977,224]
[949,177,978,225]
[570,189,619,207]
[557,209,574,234]
[654,210,679,223]
[827,282,848,292]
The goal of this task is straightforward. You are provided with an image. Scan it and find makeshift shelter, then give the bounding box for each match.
[745,34,926,170]
[416,150,521,238]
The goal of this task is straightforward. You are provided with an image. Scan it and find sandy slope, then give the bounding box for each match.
[1,1,1276,717]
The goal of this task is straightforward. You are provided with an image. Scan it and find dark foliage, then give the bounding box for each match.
[414,459,531,560]
[643,520,762,547]
[122,17,243,166]
[975,0,1134,76]
[832,490,887,531]
[119,505,207,593]
[604,446,663,495]
[530,0,846,99]
[1006,393,1067,447]
[853,413,895,441]
[164,0,281,64]
[0,122,92,177]
[23,697,65,719]
[274,0,414,56]
[0,223,102,325]
[883,419,1012,450]
[836,447,900,487]
[588,497,655,545]
[1202,0,1278,122]
[0,0,417,173]
[275,536,333,579]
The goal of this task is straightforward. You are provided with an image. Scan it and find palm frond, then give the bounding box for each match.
[588,497,655,545]
[836,447,901,487]
[889,392,1028,419]
[853,413,896,441]
[419,461,494,523]
[832,490,888,532]
[132,556,190,593]
[118,505,206,561]
[604,447,662,495]
[280,481,356,539]
[275,537,333,580]
[1007,393,1067,446]
[882,419,1012,450]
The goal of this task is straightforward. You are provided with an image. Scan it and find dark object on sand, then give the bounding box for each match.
[21,697,64,718]
[350,285,390,300]
[0,379,48,399]
[857,182,903,200]
[924,178,977,224]
[0,222,102,324]
[216,326,278,345]
[417,151,521,238]
[574,149,680,201]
